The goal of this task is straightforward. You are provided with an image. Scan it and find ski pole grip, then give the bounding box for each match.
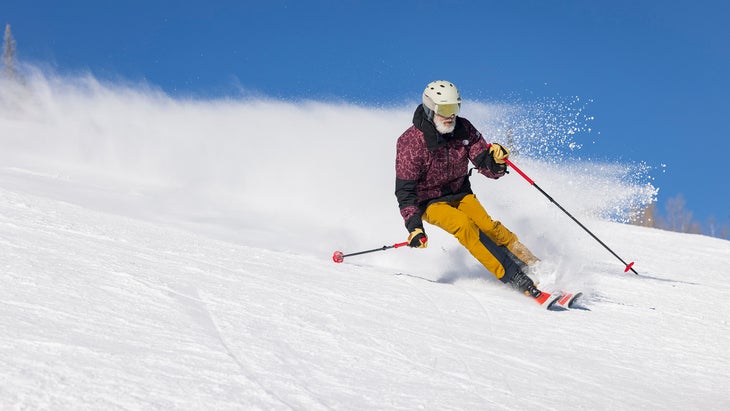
[485,143,535,185]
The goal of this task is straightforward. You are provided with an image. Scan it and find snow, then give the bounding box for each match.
[1,74,729,410]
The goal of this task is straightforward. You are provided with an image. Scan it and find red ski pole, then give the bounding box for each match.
[501,154,638,275]
[332,242,409,263]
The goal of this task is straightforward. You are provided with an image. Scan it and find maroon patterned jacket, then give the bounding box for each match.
[395,105,505,232]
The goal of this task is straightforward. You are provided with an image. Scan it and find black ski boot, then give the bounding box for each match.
[508,270,541,298]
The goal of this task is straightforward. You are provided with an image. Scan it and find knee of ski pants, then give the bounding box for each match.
[423,201,509,279]
[455,195,517,246]
[422,202,475,236]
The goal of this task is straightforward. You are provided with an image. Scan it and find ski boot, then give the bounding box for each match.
[508,270,542,298]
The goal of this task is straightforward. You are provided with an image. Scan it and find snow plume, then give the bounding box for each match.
[469,94,594,159]
[0,70,655,280]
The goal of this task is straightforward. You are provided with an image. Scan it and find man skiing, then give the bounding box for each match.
[395,80,542,298]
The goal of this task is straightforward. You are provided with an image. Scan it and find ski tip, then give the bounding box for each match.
[546,294,565,310]
[568,292,584,308]
[530,289,579,311]
[557,292,572,306]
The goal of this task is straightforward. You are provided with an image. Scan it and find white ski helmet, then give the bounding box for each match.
[422,80,461,118]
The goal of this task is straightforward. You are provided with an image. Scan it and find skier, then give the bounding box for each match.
[395,80,542,298]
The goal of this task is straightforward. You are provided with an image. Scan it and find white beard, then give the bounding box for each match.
[434,116,456,134]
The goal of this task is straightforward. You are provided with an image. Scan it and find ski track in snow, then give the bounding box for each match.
[1,180,729,410]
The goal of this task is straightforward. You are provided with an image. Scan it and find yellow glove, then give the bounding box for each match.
[407,228,428,248]
[489,143,510,164]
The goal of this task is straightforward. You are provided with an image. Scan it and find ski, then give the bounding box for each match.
[532,290,584,310]
[531,290,563,310]
[551,291,585,309]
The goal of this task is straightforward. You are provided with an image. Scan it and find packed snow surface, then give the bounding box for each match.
[1,74,728,410]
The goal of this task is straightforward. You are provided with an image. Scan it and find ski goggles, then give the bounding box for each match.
[434,103,460,118]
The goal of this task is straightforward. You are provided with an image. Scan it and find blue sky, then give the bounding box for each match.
[3,0,729,230]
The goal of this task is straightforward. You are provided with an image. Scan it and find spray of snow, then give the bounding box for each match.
[1,70,656,283]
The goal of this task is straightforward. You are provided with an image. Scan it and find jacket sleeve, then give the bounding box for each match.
[464,120,506,180]
[395,130,425,232]
[395,180,423,231]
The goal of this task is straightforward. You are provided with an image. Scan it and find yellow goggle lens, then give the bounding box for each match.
[435,103,460,117]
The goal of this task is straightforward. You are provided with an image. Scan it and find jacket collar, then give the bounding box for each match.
[412,104,467,152]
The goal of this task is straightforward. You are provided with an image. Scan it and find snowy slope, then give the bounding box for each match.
[1,74,729,410]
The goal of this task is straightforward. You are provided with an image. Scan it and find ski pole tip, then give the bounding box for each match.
[624,261,635,272]
[332,251,344,263]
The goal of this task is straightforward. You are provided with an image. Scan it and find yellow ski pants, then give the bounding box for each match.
[422,194,534,281]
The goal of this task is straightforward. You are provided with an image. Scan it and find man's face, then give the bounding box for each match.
[433,113,456,134]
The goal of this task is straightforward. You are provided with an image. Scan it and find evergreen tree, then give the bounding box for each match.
[2,24,18,80]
